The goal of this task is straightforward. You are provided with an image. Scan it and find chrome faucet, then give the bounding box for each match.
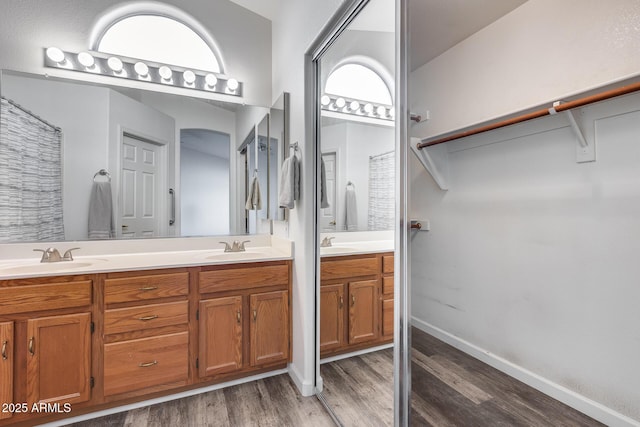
[219,240,251,253]
[320,236,335,248]
[34,247,80,263]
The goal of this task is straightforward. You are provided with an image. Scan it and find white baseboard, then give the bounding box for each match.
[320,343,394,364]
[41,369,288,427]
[412,317,640,427]
[288,363,316,397]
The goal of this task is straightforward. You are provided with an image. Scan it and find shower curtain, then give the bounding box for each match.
[367,150,394,230]
[0,97,64,242]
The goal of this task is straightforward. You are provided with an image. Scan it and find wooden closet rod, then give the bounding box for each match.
[416,80,640,150]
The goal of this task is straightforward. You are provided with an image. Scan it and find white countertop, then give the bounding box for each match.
[0,236,293,280]
[319,240,394,257]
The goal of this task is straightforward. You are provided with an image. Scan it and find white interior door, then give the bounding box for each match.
[120,134,163,238]
[320,152,337,231]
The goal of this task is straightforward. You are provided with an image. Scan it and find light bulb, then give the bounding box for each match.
[321,95,331,106]
[77,52,94,68]
[134,62,149,77]
[335,97,346,109]
[46,47,65,63]
[363,103,373,114]
[376,105,386,116]
[183,70,196,84]
[350,101,360,111]
[107,57,123,72]
[227,78,239,91]
[159,66,172,80]
[389,108,395,118]
[205,74,218,87]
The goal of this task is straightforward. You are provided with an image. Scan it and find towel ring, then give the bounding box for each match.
[93,169,111,182]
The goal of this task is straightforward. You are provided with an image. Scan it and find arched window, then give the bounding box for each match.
[321,59,394,120]
[97,16,221,72]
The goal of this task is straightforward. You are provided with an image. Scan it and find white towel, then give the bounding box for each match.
[320,158,329,209]
[345,184,357,231]
[88,182,114,239]
[279,155,300,209]
[246,175,262,210]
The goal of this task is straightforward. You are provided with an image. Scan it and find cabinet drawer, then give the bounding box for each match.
[0,281,91,315]
[382,254,394,274]
[105,301,188,335]
[321,256,379,281]
[105,273,188,304]
[104,332,188,396]
[382,276,394,296]
[200,264,288,294]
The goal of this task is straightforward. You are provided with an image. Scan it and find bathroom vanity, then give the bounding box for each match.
[319,237,394,359]
[0,238,292,425]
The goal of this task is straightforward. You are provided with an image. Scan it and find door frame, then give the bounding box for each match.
[115,128,169,238]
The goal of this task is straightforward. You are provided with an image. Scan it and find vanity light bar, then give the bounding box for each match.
[44,47,243,97]
[320,94,393,121]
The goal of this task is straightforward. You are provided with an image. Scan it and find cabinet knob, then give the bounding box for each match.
[138,286,158,291]
[237,310,241,324]
[28,337,35,356]
[138,360,158,368]
[1,340,7,360]
[351,295,356,307]
[253,310,257,322]
[138,315,159,321]
[339,296,344,309]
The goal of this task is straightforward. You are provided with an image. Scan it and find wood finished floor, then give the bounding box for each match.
[67,328,605,427]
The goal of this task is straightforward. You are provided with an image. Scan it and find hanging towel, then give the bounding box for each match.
[88,182,114,239]
[320,157,329,209]
[279,155,300,209]
[246,174,262,210]
[345,183,358,231]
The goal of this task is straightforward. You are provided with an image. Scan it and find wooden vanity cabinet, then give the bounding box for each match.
[198,261,291,380]
[320,252,394,358]
[103,270,190,399]
[0,322,13,421]
[0,276,93,424]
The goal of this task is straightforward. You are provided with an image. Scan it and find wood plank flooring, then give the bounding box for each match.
[66,328,605,427]
[66,375,334,427]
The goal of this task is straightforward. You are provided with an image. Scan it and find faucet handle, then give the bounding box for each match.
[33,248,48,262]
[219,241,232,252]
[63,247,81,261]
[239,240,251,251]
[33,248,62,262]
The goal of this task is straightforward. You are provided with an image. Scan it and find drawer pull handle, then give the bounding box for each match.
[1,340,7,360]
[339,296,344,309]
[139,360,158,368]
[253,310,257,322]
[138,315,159,321]
[139,286,158,291]
[351,295,356,307]
[28,337,35,356]
[237,310,241,324]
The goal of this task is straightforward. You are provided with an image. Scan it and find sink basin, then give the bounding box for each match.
[205,251,269,261]
[0,259,106,275]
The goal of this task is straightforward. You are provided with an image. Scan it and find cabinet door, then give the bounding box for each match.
[250,290,289,366]
[26,313,91,405]
[348,280,379,344]
[382,298,394,339]
[0,322,13,420]
[320,284,345,353]
[199,296,243,377]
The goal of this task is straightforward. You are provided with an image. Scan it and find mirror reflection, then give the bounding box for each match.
[316,0,395,425]
[0,71,285,243]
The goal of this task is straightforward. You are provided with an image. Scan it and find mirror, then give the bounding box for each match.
[315,0,396,424]
[0,70,287,243]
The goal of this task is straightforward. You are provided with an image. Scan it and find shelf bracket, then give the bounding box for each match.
[410,137,449,191]
[550,101,595,163]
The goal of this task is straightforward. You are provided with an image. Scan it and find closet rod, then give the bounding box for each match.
[416,80,640,150]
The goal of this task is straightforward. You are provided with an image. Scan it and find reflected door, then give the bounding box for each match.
[121,134,162,238]
[320,152,337,231]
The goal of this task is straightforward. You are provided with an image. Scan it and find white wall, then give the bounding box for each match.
[322,120,394,230]
[3,74,110,241]
[0,0,272,106]
[180,147,229,236]
[410,1,640,423]
[411,0,640,140]
[272,0,345,395]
